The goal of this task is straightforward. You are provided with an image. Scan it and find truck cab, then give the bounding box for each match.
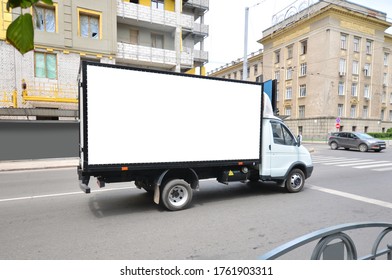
[260,117,313,192]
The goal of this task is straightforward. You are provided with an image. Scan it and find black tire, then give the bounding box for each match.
[161,179,193,211]
[285,168,305,193]
[359,143,368,152]
[330,141,338,150]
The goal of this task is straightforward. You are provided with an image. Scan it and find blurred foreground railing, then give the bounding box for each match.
[259,222,392,260]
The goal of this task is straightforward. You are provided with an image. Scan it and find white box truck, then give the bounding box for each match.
[78,62,313,211]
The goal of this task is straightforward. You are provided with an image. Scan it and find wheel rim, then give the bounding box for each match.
[289,173,303,190]
[359,144,367,152]
[331,142,337,149]
[168,185,189,207]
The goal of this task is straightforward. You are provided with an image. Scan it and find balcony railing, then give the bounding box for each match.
[117,42,193,68]
[192,49,208,62]
[183,0,209,11]
[117,0,193,30]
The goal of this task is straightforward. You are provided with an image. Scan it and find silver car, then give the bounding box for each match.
[328,132,386,152]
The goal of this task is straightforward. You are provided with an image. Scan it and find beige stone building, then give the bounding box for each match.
[209,0,392,140]
[0,0,208,119]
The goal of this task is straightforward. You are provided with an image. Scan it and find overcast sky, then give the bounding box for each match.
[204,0,392,73]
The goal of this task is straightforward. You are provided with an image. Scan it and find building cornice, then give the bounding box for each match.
[259,4,392,45]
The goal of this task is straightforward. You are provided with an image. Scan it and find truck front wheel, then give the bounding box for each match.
[161,179,193,211]
[285,169,305,193]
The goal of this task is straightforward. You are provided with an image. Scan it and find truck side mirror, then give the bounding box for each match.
[297,135,302,146]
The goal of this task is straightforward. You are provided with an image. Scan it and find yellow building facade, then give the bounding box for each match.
[0,0,209,119]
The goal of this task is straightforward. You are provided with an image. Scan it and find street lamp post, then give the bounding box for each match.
[243,7,249,81]
[243,1,265,81]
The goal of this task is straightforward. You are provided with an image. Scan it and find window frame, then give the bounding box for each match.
[34,3,57,33]
[340,33,347,50]
[77,8,102,40]
[299,84,306,97]
[34,52,58,79]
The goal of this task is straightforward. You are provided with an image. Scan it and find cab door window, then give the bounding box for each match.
[271,121,296,146]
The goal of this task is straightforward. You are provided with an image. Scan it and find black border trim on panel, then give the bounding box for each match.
[80,61,263,173]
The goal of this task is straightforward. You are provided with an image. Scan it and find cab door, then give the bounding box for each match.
[266,120,299,178]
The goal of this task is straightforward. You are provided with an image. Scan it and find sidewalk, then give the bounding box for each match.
[0,157,79,172]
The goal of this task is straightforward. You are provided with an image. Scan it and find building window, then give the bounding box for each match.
[151,33,164,49]
[338,82,345,96]
[286,67,293,80]
[299,84,306,97]
[275,50,280,63]
[353,37,360,52]
[350,105,357,118]
[287,45,293,59]
[254,64,258,75]
[384,53,389,66]
[351,83,358,97]
[284,107,291,116]
[366,40,373,54]
[233,72,237,79]
[363,106,368,118]
[352,61,359,75]
[300,63,307,76]
[274,70,280,81]
[389,110,392,121]
[79,10,101,39]
[285,87,292,100]
[381,109,385,120]
[382,92,386,103]
[364,63,371,76]
[339,58,346,75]
[298,105,305,118]
[340,34,347,49]
[152,0,164,10]
[364,84,370,99]
[34,52,57,79]
[390,92,392,104]
[34,5,56,32]
[338,104,344,117]
[383,73,388,86]
[300,40,307,55]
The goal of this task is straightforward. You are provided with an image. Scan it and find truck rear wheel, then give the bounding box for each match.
[285,168,305,193]
[161,179,193,211]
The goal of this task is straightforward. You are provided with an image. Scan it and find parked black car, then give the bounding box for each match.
[328,132,386,152]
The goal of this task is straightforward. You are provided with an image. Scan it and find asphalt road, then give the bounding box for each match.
[0,143,391,260]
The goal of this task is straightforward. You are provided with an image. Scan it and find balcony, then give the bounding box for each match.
[117,42,193,69]
[183,0,209,12]
[117,0,193,31]
[193,49,208,63]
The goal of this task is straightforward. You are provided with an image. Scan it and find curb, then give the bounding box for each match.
[0,158,79,172]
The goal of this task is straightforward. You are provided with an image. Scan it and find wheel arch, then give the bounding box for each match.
[156,168,199,191]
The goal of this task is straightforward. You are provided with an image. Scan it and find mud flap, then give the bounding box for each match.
[153,184,160,204]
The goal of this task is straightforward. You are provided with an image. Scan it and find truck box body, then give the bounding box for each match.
[80,62,262,172]
[78,61,313,211]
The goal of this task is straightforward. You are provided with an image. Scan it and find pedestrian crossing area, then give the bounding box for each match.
[311,155,392,172]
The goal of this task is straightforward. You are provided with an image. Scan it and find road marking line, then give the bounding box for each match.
[308,184,392,209]
[336,160,377,166]
[373,167,392,171]
[0,179,217,203]
[0,186,132,203]
[354,162,392,169]
[323,160,362,165]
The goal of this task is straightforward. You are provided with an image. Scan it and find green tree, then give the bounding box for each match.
[6,0,53,55]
